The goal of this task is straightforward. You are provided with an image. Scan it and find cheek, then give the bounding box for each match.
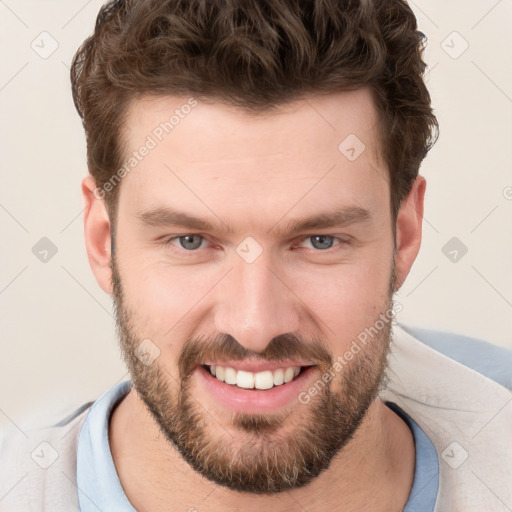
[119,256,214,335]
[294,255,393,343]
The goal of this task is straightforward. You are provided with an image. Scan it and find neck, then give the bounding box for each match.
[110,391,415,512]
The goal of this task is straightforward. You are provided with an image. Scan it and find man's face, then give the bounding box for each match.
[110,89,398,493]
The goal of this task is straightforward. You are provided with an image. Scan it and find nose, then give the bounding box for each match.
[213,252,301,353]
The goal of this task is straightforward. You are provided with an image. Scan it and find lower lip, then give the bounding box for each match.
[195,365,317,414]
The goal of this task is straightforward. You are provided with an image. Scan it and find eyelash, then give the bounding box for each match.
[160,234,350,253]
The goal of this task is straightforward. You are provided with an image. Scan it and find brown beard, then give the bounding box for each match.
[111,255,395,494]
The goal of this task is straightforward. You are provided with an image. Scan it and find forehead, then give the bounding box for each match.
[122,88,383,162]
[117,89,388,231]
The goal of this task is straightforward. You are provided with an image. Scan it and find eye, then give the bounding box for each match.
[165,234,206,251]
[298,235,346,251]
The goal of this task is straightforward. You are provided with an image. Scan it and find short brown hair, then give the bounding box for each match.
[71,0,438,225]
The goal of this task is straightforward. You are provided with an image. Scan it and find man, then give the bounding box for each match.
[1,0,511,511]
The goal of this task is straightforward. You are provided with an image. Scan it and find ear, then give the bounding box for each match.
[393,175,426,291]
[82,175,113,296]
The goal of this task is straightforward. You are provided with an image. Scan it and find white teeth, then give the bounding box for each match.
[273,368,284,386]
[255,371,274,390]
[215,366,225,382]
[207,365,303,390]
[236,370,255,389]
[224,367,237,385]
[283,367,295,383]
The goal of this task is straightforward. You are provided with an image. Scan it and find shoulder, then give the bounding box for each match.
[400,324,512,391]
[0,401,92,512]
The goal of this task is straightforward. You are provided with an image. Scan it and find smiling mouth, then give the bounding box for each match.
[201,364,314,391]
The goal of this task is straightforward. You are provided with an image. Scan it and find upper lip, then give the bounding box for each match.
[201,360,315,372]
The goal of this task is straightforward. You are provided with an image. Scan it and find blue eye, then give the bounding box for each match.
[308,235,336,250]
[299,235,346,251]
[169,235,205,250]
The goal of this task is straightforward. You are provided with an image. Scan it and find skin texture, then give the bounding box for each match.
[82,88,425,511]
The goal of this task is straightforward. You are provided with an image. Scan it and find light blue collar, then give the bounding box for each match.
[386,401,439,511]
[77,380,135,512]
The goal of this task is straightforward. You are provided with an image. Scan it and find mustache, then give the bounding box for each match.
[178,332,333,380]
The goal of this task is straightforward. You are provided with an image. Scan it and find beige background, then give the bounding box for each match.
[1,0,511,431]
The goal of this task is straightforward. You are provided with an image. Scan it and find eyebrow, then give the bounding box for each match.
[280,206,371,235]
[136,205,372,236]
